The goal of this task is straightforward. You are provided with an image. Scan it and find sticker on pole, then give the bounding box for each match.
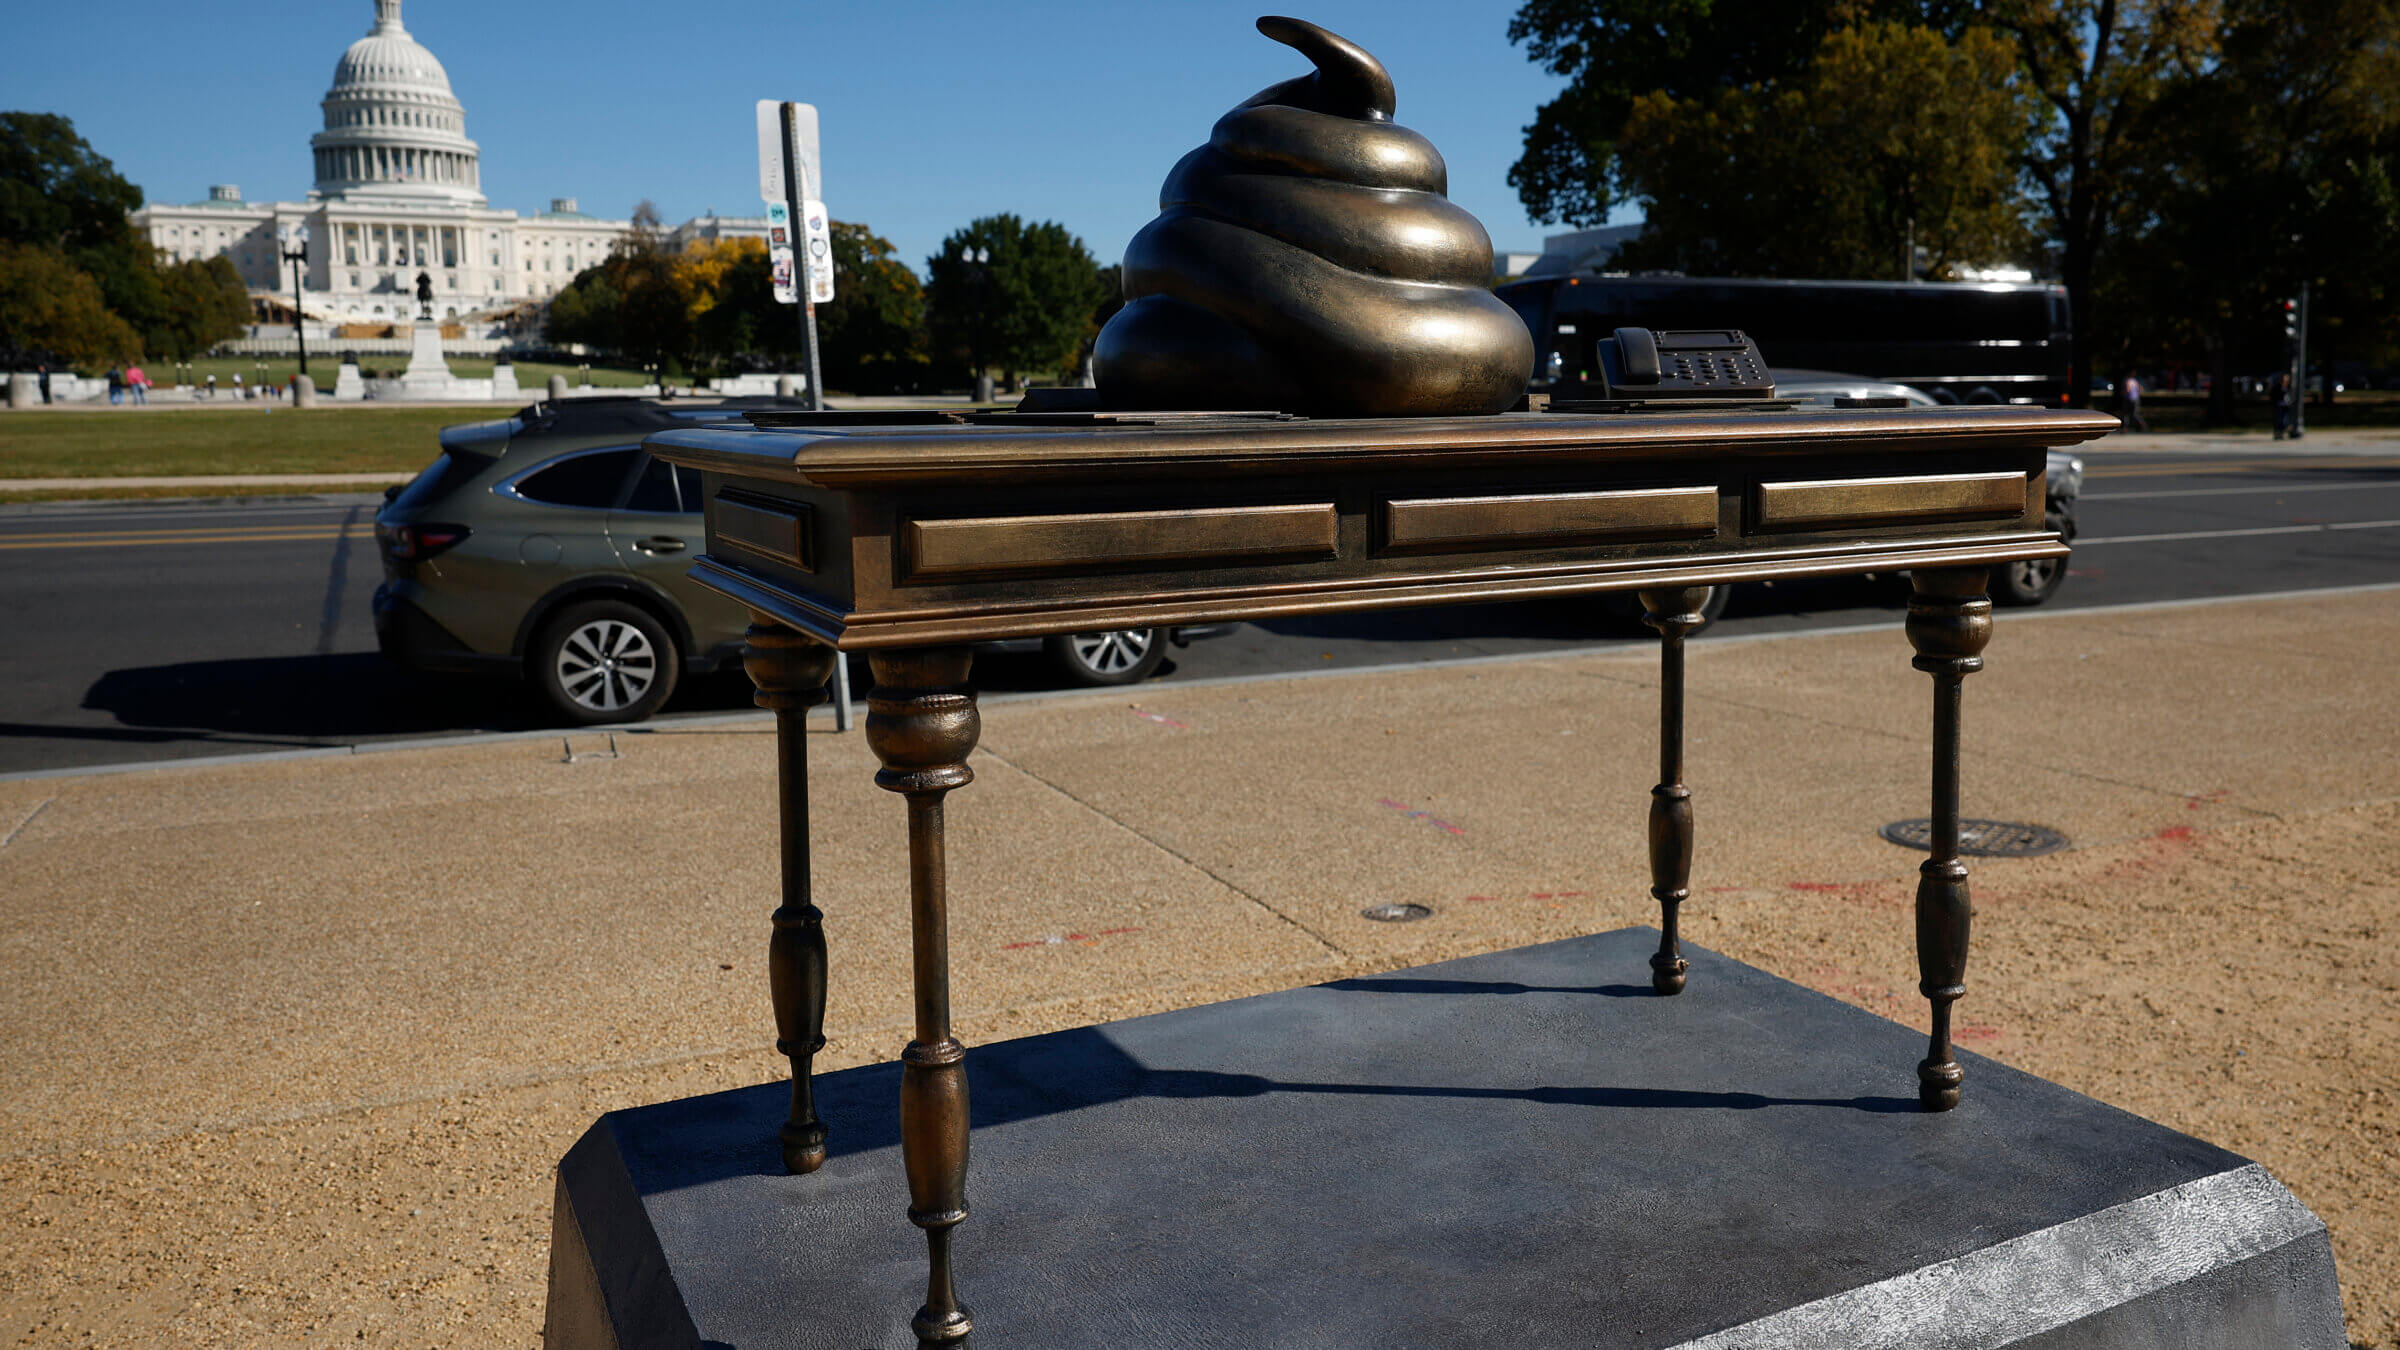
[801,199,835,304]
[770,244,798,305]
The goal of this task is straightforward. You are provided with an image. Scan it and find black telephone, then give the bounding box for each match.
[1594,328,1775,401]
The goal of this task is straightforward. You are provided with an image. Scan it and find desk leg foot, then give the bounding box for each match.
[744,624,838,1174]
[1640,588,1709,996]
[1905,569,1990,1113]
[869,648,980,1348]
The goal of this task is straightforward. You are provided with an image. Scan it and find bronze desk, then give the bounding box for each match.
[645,405,2116,1348]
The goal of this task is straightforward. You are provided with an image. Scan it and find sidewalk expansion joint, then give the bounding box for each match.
[0,796,51,850]
[975,744,1348,958]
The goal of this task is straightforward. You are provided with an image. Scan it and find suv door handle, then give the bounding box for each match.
[634,535,687,554]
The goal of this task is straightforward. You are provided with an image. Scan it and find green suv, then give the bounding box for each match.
[374,397,1217,724]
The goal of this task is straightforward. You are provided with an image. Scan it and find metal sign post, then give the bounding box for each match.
[756,99,848,724]
[762,102,826,415]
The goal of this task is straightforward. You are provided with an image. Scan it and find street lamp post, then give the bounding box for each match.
[281,225,311,377]
[965,245,992,404]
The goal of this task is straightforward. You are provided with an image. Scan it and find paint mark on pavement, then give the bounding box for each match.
[1129,705,1187,729]
[1002,926,1142,951]
[1378,797,1465,835]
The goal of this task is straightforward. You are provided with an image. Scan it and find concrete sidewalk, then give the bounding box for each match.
[0,590,2394,1346]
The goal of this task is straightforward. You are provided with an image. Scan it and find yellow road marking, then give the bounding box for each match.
[0,526,369,551]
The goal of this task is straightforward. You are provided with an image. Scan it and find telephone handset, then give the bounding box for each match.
[1613,327,1662,383]
[1595,328,1774,401]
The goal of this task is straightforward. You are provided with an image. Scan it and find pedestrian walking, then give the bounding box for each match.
[107,367,124,404]
[2270,372,2291,439]
[205,373,217,399]
[2120,372,2148,433]
[231,371,245,400]
[36,364,50,404]
[126,365,148,404]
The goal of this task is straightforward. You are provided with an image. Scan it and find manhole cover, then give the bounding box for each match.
[1879,818,2069,858]
[1361,902,1435,923]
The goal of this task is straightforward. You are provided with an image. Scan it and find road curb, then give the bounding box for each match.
[9,579,2397,787]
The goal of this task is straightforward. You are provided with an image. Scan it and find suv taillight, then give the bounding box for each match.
[381,522,472,561]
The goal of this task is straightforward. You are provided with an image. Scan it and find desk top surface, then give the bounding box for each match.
[647,405,2117,489]
[643,405,2117,649]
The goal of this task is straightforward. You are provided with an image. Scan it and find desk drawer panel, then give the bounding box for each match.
[1754,471,2026,532]
[905,503,1339,580]
[712,491,813,571]
[1382,486,1719,554]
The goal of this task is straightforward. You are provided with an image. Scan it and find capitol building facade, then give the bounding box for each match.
[130,0,760,329]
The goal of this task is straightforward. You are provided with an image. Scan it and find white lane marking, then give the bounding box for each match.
[2074,518,2400,545]
[2085,481,2400,501]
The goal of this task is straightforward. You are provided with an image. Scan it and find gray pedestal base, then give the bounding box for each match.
[545,929,2344,1348]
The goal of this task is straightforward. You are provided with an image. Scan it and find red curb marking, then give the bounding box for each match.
[2155,826,2194,842]
[1129,706,1188,729]
[1788,882,1845,892]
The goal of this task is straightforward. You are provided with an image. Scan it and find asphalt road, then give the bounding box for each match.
[3,441,2396,776]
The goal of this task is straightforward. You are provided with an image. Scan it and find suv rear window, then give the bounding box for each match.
[387,450,494,513]
[513,448,636,508]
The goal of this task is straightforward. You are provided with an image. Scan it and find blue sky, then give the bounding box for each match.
[5,0,1631,274]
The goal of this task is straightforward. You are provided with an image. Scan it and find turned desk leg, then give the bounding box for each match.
[866,648,979,1348]
[743,624,838,1175]
[1905,568,1992,1112]
[1639,587,1709,996]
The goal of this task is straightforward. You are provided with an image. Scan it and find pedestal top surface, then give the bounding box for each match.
[568,929,2299,1348]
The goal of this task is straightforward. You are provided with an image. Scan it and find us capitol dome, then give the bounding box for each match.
[129,0,765,332]
[310,0,485,206]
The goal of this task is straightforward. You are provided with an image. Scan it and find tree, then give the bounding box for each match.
[1,110,171,342]
[545,267,622,353]
[546,225,694,374]
[1504,0,1971,225]
[686,237,774,370]
[817,221,928,392]
[1986,0,2218,404]
[0,111,144,255]
[924,214,1107,387]
[1614,23,2039,279]
[146,256,251,361]
[2062,0,2400,418]
[0,241,140,366]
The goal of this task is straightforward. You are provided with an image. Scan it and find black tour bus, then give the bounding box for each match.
[1495,274,2072,406]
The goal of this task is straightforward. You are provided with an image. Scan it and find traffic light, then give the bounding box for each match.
[2283,298,2301,341]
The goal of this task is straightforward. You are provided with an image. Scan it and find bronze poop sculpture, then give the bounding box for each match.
[1093,17,1535,418]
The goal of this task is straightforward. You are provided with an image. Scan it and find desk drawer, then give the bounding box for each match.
[1752,472,2027,532]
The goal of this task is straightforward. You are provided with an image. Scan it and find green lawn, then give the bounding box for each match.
[113,355,652,390]
[0,406,484,479]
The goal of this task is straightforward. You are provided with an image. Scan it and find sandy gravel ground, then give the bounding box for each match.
[1,593,2393,1347]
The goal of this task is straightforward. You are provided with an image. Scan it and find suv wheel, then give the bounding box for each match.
[1044,628,1168,686]
[1994,509,2073,606]
[533,599,681,723]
